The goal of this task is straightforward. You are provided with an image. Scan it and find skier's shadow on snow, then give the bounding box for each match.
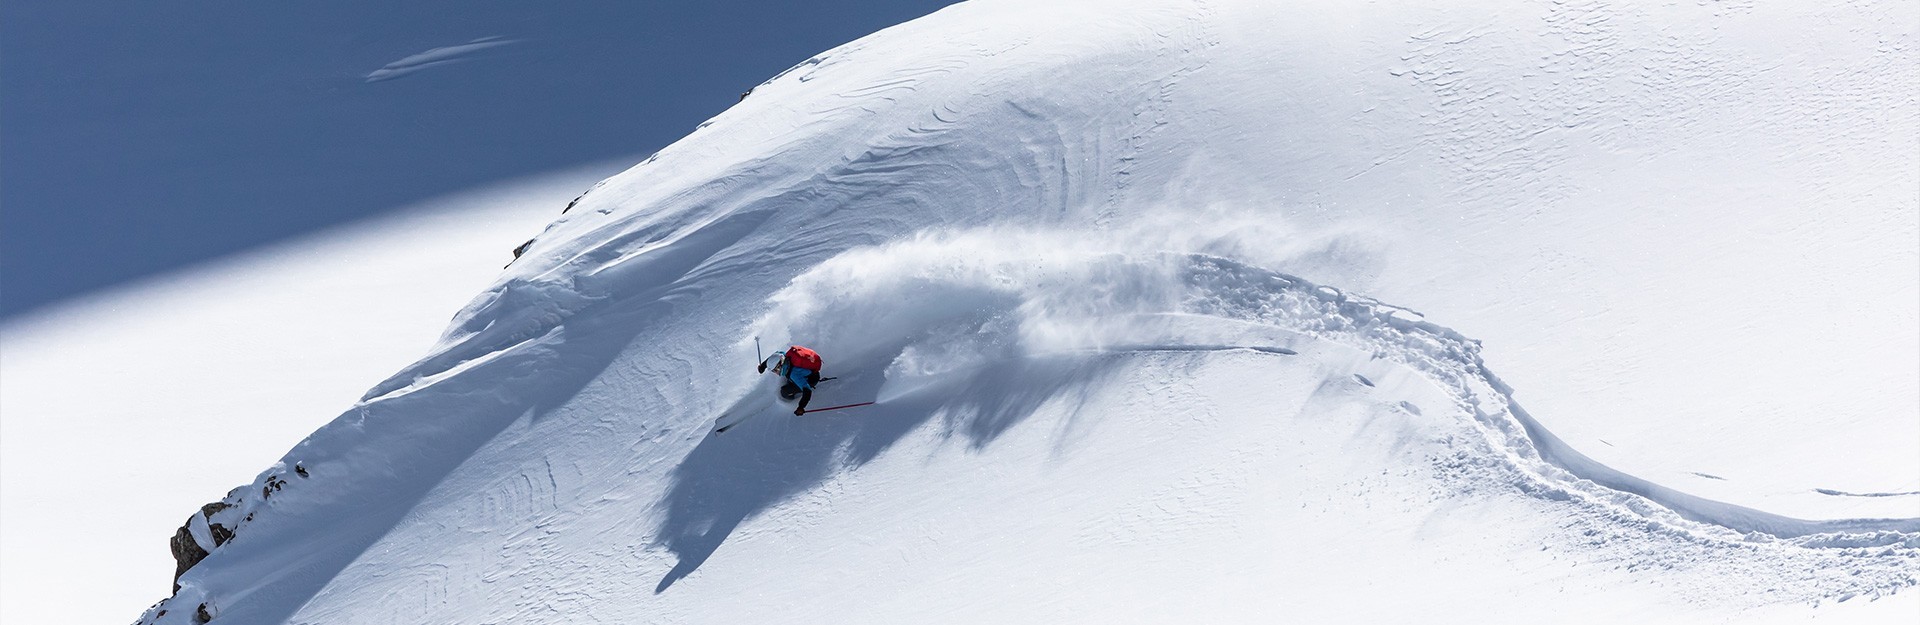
[652,353,1123,592]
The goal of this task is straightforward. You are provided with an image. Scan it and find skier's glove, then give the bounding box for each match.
[757,363,767,374]
[793,407,806,416]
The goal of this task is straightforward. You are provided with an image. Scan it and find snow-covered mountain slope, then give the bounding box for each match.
[0,162,634,625]
[139,0,1916,622]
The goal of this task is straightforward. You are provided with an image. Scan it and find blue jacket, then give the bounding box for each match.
[765,350,817,390]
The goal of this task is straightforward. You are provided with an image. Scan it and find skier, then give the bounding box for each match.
[759,345,823,415]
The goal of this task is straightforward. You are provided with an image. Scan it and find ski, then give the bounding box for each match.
[713,342,862,434]
[712,408,752,434]
[803,401,874,414]
[716,400,875,434]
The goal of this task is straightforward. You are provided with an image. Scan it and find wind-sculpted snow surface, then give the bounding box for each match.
[750,230,1920,556]
[139,0,1916,623]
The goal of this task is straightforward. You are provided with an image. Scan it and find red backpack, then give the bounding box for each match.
[786,345,822,371]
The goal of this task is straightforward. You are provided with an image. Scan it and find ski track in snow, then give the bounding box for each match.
[1819,489,1920,499]
[139,0,1917,622]
[157,239,1920,623]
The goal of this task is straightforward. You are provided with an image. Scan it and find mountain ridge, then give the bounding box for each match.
[138,0,1917,622]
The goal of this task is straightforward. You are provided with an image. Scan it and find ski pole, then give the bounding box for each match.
[804,401,874,414]
[754,336,762,363]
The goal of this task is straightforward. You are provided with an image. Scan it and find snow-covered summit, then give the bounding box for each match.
[141,0,1916,622]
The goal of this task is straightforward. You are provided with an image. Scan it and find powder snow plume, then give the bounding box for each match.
[138,0,1916,623]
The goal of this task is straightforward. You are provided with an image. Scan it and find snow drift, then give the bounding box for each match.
[139,0,1917,623]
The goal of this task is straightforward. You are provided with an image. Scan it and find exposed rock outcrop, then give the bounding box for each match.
[139,462,309,624]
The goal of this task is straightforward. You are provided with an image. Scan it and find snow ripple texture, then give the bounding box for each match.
[141,0,1916,622]
[756,232,1920,594]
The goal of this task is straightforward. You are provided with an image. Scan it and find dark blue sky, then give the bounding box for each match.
[1,0,957,319]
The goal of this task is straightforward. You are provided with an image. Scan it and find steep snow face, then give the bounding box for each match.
[143,0,1916,623]
[0,162,631,625]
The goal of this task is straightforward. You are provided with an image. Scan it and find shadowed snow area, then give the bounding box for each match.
[143,0,1916,623]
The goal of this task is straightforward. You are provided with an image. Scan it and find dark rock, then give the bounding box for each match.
[260,475,288,499]
[169,501,242,593]
[169,525,208,593]
[209,523,234,547]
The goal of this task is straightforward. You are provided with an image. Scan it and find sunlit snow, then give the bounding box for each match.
[24,0,1913,623]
